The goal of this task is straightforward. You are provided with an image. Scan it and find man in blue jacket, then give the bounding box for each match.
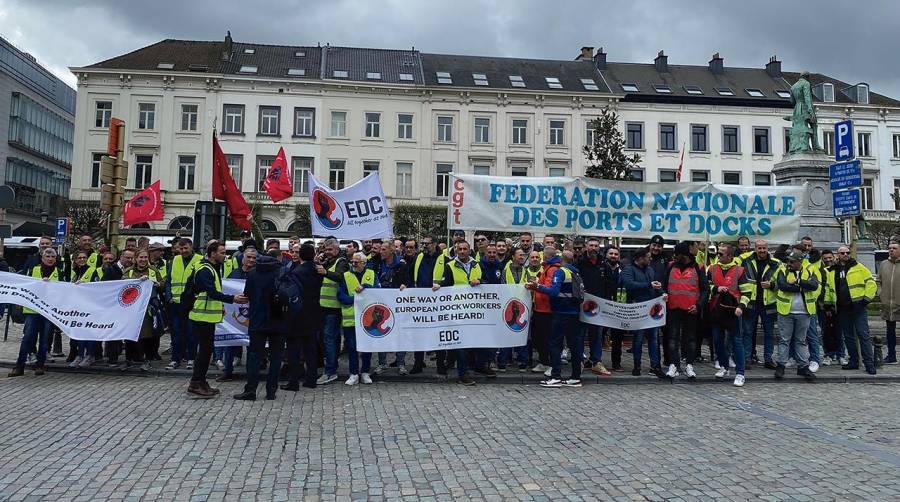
[371,240,409,375]
[529,250,583,388]
[621,246,666,378]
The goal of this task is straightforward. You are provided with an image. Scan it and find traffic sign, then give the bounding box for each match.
[55,217,70,244]
[829,160,862,190]
[835,120,854,161]
[833,189,861,218]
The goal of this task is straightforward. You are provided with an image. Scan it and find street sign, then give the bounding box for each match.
[829,160,862,190]
[0,185,14,209]
[0,224,10,239]
[833,189,861,218]
[55,217,70,244]
[192,201,227,248]
[835,120,854,161]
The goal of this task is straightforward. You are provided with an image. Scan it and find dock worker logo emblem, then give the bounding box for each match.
[361,304,394,338]
[312,189,343,230]
[117,283,141,308]
[649,301,665,320]
[581,299,600,318]
[503,299,529,332]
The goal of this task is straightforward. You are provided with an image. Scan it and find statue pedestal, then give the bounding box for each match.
[773,152,875,270]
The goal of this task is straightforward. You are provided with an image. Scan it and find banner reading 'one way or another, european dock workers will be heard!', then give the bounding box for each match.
[448,174,807,243]
[308,173,392,239]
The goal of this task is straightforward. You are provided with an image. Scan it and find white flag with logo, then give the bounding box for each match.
[308,173,392,239]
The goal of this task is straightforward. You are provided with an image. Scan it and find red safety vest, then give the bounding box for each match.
[710,263,743,308]
[533,263,559,314]
[667,265,700,310]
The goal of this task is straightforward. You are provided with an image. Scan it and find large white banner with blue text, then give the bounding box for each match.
[308,173,392,239]
[448,174,806,243]
[354,285,531,352]
[215,279,250,347]
[0,271,154,341]
[579,292,667,330]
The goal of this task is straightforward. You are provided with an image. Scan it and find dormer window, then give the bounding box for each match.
[775,90,791,99]
[745,88,765,97]
[580,78,599,91]
[545,77,562,89]
[857,84,869,104]
[509,75,525,88]
[653,84,672,94]
[715,87,734,96]
[436,72,452,84]
[366,72,382,80]
[238,65,257,74]
[243,48,255,54]
[156,62,174,70]
[822,83,835,102]
[333,70,349,78]
[684,85,703,95]
[399,73,414,81]
[287,68,305,76]
[473,73,489,86]
[621,83,639,92]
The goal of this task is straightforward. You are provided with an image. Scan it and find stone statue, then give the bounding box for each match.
[786,71,822,153]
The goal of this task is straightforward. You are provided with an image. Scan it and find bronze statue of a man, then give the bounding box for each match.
[787,71,822,153]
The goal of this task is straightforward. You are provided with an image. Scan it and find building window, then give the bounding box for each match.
[754,173,772,186]
[585,121,596,147]
[396,162,413,197]
[399,73,414,82]
[784,128,791,154]
[691,125,708,152]
[545,77,562,89]
[862,178,874,209]
[625,122,643,149]
[473,164,491,176]
[549,120,565,146]
[294,108,314,137]
[823,131,835,156]
[90,153,103,188]
[181,104,198,132]
[138,103,155,130]
[893,180,900,210]
[8,92,75,166]
[893,134,900,159]
[858,132,872,157]
[226,155,242,191]
[293,157,312,194]
[397,114,413,139]
[509,75,526,88]
[363,161,379,178]
[753,127,770,154]
[330,111,347,137]
[722,171,741,185]
[259,106,280,136]
[822,83,835,103]
[473,73,489,86]
[437,116,453,142]
[659,169,677,182]
[512,119,528,145]
[436,72,452,85]
[691,170,710,183]
[474,117,490,144]
[659,124,676,151]
[224,104,244,134]
[630,169,644,182]
[548,166,566,177]
[365,112,381,138]
[508,166,526,176]
[178,155,196,190]
[134,154,153,189]
[95,101,112,128]
[329,160,345,190]
[256,156,274,192]
[436,163,452,198]
[722,126,739,153]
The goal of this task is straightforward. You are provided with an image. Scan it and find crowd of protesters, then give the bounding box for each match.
[1,228,890,399]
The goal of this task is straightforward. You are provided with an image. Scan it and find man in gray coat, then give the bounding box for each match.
[877,241,900,364]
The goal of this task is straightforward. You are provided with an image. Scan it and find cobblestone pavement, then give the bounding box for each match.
[0,371,898,501]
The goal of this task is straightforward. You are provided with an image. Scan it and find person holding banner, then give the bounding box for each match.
[123,249,162,371]
[408,236,445,374]
[8,248,60,377]
[621,247,666,378]
[338,252,379,385]
[433,240,482,386]
[67,250,100,369]
[710,244,747,386]
[577,237,610,376]
[498,248,529,371]
[739,240,781,369]
[371,240,410,376]
[215,247,258,382]
[598,246,627,372]
[662,242,709,379]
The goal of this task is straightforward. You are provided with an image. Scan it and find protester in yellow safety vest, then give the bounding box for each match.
[825,245,878,375]
[338,252,379,386]
[165,238,202,370]
[125,249,162,371]
[316,237,350,385]
[739,240,782,368]
[735,236,753,265]
[408,236,445,374]
[773,248,819,382]
[433,240,482,386]
[9,248,59,377]
[497,248,529,371]
[525,251,543,282]
[69,250,98,283]
[186,241,248,398]
[72,234,99,269]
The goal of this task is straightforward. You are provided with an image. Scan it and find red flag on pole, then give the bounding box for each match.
[123,180,164,226]
[675,142,686,182]
[264,147,293,203]
[212,134,252,230]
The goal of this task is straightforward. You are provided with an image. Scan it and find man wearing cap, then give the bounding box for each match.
[774,247,818,381]
[662,242,708,379]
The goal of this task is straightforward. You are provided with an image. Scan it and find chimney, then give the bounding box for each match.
[221,30,233,62]
[654,50,668,73]
[578,46,594,61]
[708,52,724,74]
[593,47,607,70]
[766,55,782,77]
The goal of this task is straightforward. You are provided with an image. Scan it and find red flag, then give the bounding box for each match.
[675,142,686,182]
[212,134,252,230]
[123,180,164,226]
[264,147,293,203]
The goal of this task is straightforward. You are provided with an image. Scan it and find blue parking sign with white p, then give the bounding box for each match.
[55,217,68,244]
[835,120,854,161]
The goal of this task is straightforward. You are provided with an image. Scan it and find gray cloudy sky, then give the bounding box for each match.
[4,0,899,98]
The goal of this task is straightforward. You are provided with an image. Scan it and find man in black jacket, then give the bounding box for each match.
[597,246,625,371]
[282,243,324,391]
[234,252,284,401]
[577,237,610,376]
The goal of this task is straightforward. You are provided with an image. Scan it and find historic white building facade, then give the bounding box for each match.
[68,36,900,236]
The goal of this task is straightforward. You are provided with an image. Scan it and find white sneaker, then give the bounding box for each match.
[166,360,179,370]
[345,374,359,386]
[544,367,552,377]
[372,364,387,375]
[186,360,194,370]
[714,360,722,370]
[665,364,678,378]
[733,374,745,387]
[562,379,582,387]
[821,356,833,366]
[398,365,408,375]
[715,368,729,379]
[785,358,796,368]
[685,364,697,379]
[531,363,547,373]
[360,373,373,384]
[808,361,820,373]
[840,356,849,366]
[140,361,152,372]
[215,360,224,370]
[540,378,563,388]
[78,355,95,368]
[728,357,736,368]
[26,353,37,366]
[316,373,338,385]
[69,357,83,369]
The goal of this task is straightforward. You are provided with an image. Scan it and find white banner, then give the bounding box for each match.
[308,173,392,239]
[579,292,667,330]
[449,174,806,243]
[354,285,531,352]
[0,271,154,341]
[215,279,249,347]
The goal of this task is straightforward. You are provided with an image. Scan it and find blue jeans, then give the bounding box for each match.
[169,303,195,363]
[343,326,372,375]
[377,352,407,366]
[713,323,745,375]
[584,323,603,364]
[322,312,342,376]
[742,307,776,362]
[632,327,660,369]
[887,321,897,361]
[805,313,821,363]
[17,314,52,367]
[78,340,99,358]
[214,347,235,374]
[839,302,874,368]
[549,314,583,379]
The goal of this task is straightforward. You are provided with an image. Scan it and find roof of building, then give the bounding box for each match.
[87,39,225,73]
[420,53,609,92]
[783,71,900,107]
[226,41,321,80]
[322,46,423,85]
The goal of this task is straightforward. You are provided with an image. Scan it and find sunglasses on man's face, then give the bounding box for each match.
[838,251,850,255]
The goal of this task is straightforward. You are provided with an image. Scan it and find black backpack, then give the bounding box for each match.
[274,265,304,315]
[569,268,585,305]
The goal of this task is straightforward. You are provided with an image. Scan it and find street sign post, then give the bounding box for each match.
[835,120,854,162]
[833,189,861,218]
[55,217,70,245]
[829,160,862,191]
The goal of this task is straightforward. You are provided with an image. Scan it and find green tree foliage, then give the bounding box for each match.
[583,106,641,181]
[393,204,447,241]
